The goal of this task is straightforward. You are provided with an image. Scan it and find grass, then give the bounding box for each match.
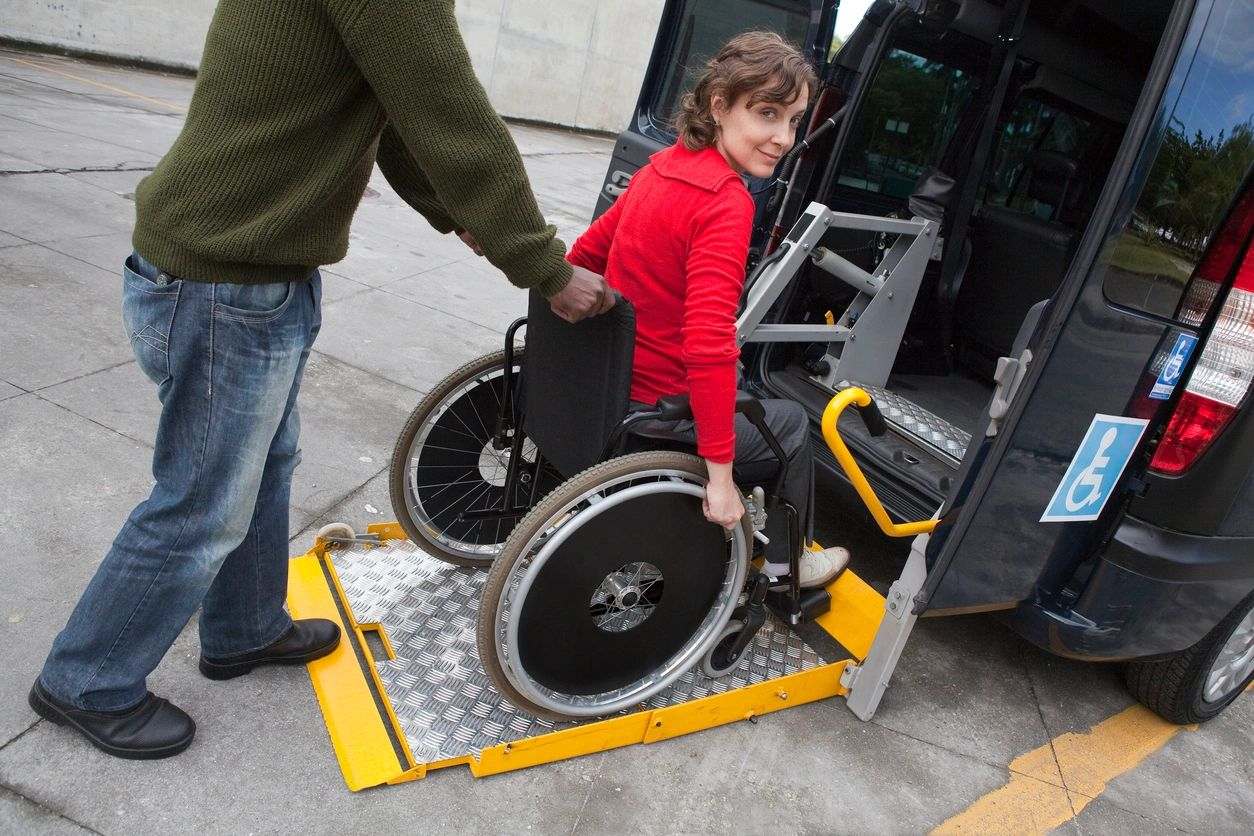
[1108,234,1194,285]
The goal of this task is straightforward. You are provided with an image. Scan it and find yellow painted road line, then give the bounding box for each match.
[3,55,186,112]
[933,704,1197,834]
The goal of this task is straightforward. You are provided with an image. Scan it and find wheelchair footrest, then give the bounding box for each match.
[766,587,832,625]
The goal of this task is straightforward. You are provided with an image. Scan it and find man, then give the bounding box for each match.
[29,0,612,760]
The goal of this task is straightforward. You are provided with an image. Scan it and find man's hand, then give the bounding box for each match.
[548,265,615,323]
[457,229,484,256]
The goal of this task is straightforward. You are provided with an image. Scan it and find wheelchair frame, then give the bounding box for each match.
[454,314,824,630]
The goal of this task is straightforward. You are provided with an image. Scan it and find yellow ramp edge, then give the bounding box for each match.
[286,552,410,791]
[817,568,886,661]
[291,530,883,790]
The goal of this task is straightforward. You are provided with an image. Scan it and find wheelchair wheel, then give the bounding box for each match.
[389,349,561,567]
[478,451,752,719]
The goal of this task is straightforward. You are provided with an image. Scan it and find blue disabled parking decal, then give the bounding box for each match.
[1150,332,1197,400]
[1041,414,1150,523]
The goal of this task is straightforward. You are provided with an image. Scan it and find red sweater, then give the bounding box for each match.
[568,144,753,462]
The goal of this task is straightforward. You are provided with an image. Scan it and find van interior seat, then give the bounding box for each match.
[952,150,1080,377]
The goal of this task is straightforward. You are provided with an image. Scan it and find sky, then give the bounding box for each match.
[835,0,876,41]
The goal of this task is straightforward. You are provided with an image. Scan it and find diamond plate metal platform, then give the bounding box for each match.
[330,539,825,765]
[836,380,971,464]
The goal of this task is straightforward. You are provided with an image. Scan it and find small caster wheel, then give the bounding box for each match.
[702,620,747,678]
[316,522,356,547]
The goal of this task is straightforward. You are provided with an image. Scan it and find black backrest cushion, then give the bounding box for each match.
[522,291,636,478]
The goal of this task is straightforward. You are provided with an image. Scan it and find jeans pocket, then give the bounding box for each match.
[122,262,180,385]
[213,281,296,323]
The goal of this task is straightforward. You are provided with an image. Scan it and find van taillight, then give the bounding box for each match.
[1149,242,1254,475]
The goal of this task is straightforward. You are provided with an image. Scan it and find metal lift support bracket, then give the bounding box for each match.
[841,531,929,720]
[736,202,939,389]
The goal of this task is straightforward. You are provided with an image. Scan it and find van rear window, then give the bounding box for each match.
[1102,1,1254,320]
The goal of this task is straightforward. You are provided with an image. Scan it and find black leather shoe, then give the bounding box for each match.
[199,618,341,680]
[28,681,194,760]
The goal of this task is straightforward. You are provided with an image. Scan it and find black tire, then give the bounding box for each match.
[1124,590,1254,725]
[478,451,753,720]
[388,349,559,567]
[701,619,748,678]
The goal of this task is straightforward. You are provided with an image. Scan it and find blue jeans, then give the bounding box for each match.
[38,253,321,711]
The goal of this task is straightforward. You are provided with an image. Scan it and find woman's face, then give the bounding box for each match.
[712,85,810,178]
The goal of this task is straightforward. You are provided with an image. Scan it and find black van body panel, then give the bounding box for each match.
[922,288,1173,613]
[593,131,664,219]
[1003,514,1254,661]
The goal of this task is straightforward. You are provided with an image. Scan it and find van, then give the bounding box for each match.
[595,0,1254,722]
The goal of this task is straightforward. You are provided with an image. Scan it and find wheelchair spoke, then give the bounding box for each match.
[426,421,482,445]
[447,404,488,445]
[407,474,478,490]
[416,442,483,456]
[587,561,665,633]
[430,480,494,525]
[402,356,530,557]
[465,379,497,440]
[416,470,478,505]
[408,462,489,468]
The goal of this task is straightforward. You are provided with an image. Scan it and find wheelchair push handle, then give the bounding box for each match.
[820,388,937,539]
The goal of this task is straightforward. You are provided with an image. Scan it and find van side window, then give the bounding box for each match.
[1102,2,1254,320]
[984,98,1098,222]
[837,48,976,199]
[650,0,812,133]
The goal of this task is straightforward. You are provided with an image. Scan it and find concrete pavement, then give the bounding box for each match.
[0,48,1249,835]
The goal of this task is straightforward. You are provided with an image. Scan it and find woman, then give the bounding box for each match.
[567,32,848,587]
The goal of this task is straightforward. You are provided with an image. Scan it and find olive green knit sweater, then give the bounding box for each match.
[133,0,571,296]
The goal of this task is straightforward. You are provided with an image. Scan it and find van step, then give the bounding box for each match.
[835,380,971,465]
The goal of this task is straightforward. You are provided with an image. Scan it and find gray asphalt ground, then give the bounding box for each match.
[0,48,1249,835]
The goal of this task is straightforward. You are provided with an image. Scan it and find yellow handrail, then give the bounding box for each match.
[820,388,938,538]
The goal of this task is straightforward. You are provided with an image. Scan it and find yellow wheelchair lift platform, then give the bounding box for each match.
[287,389,934,791]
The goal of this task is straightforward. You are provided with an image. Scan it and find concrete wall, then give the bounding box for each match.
[0,0,663,132]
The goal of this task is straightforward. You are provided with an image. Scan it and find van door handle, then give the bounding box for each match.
[985,348,1032,438]
[604,170,633,199]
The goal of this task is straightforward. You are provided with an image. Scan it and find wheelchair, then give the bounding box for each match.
[389,291,888,720]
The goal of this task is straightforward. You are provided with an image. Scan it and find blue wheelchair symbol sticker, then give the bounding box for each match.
[1041,414,1150,523]
[1150,333,1197,400]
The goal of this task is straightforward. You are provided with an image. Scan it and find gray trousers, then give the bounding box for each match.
[629,396,815,566]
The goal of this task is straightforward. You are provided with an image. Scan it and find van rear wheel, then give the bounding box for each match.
[1124,591,1254,724]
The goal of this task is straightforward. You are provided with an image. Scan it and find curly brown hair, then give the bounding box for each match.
[675,31,817,152]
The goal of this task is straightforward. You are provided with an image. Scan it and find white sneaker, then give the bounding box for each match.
[797,546,850,588]
[763,546,850,589]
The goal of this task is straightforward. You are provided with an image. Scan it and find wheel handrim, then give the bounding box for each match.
[493,468,748,717]
[1204,606,1254,703]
